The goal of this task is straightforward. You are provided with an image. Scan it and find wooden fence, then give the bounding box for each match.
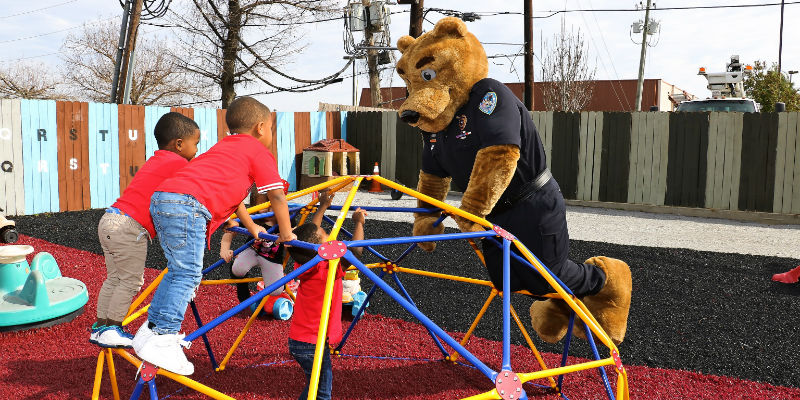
[1,98,799,217]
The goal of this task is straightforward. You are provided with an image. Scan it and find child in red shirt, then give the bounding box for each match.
[91,112,200,348]
[286,191,367,400]
[133,97,296,375]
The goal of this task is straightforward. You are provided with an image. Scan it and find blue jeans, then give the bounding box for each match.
[288,338,332,400]
[148,192,211,335]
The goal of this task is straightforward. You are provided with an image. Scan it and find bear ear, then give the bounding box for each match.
[397,36,415,54]
[432,17,468,38]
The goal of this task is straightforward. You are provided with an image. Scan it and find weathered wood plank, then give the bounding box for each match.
[774,113,788,212]
[0,99,24,215]
[591,112,603,201]
[628,112,641,203]
[782,112,798,213]
[705,112,719,208]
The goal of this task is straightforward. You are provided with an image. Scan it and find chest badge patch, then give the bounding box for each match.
[455,115,471,139]
[479,91,498,115]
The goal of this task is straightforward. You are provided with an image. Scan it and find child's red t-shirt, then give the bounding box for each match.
[113,150,188,237]
[156,134,284,244]
[289,260,345,345]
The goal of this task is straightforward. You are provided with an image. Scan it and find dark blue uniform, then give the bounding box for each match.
[422,78,605,296]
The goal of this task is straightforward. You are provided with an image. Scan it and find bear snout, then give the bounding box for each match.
[400,110,420,124]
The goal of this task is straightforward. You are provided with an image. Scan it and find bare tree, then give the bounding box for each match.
[169,0,343,108]
[60,20,213,106]
[540,24,596,112]
[0,62,70,100]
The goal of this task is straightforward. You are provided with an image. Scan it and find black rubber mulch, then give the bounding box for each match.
[13,209,800,388]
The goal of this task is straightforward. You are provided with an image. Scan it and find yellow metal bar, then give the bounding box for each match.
[518,357,615,383]
[449,290,497,362]
[126,268,167,318]
[106,349,121,400]
[91,350,105,400]
[394,266,494,287]
[618,367,630,400]
[307,257,342,400]
[512,240,614,348]
[114,349,236,400]
[122,304,149,327]
[327,177,362,239]
[236,176,353,216]
[201,277,263,285]
[467,239,487,266]
[217,296,270,371]
[461,389,501,400]
[507,301,556,389]
[372,175,493,229]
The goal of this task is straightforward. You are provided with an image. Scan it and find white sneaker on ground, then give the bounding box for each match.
[96,325,134,348]
[135,332,194,375]
[132,321,154,353]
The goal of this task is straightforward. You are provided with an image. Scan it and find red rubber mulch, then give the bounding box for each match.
[2,235,799,400]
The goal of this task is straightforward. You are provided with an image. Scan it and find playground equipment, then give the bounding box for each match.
[89,175,629,400]
[0,207,18,243]
[0,245,88,332]
[248,293,294,320]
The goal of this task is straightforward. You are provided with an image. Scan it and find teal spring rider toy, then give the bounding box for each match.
[0,245,88,332]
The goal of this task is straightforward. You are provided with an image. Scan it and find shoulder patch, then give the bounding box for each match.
[478,91,497,115]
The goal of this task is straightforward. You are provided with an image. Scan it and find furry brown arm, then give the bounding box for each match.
[412,171,452,252]
[454,144,520,232]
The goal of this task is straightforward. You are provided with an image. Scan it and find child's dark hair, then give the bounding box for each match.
[154,112,199,149]
[287,223,323,265]
[226,96,271,133]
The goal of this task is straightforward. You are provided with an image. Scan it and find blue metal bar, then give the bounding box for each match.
[501,238,512,371]
[486,237,576,296]
[391,272,450,358]
[129,378,145,400]
[232,206,304,223]
[346,230,495,247]
[335,269,387,352]
[147,379,158,400]
[584,322,615,400]
[558,312,576,390]
[394,243,418,264]
[343,252,497,381]
[322,215,390,262]
[185,255,323,342]
[189,300,218,370]
[431,213,448,227]
[226,227,319,251]
[202,238,255,275]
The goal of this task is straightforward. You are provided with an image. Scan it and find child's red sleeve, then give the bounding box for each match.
[252,150,284,194]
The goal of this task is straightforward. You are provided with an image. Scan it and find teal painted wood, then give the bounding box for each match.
[340,111,348,142]
[0,99,24,215]
[310,111,327,144]
[276,112,296,190]
[21,99,59,214]
[193,107,218,156]
[380,112,397,181]
[88,102,120,209]
[144,106,170,159]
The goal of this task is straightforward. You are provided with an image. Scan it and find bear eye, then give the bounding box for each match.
[421,69,436,81]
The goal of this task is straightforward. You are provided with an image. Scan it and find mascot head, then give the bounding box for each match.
[395,17,488,133]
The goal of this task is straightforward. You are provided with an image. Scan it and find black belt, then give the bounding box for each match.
[489,168,552,216]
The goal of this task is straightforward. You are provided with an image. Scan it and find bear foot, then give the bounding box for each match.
[529,299,572,343]
[574,256,632,345]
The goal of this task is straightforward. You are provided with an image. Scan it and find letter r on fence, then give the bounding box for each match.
[37,129,47,141]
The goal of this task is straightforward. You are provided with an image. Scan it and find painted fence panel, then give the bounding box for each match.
[276,112,296,190]
[380,112,397,182]
[217,109,229,141]
[118,105,146,193]
[628,112,668,205]
[0,99,23,215]
[706,113,742,210]
[666,112,709,208]
[21,99,59,214]
[56,101,90,212]
[346,112,383,176]
[395,117,423,189]
[576,112,602,201]
[550,112,581,199]
[88,102,120,209]
[599,112,632,203]
[738,113,777,212]
[193,107,218,156]
[144,106,170,159]
[791,113,800,214]
[774,113,800,214]
[310,111,327,144]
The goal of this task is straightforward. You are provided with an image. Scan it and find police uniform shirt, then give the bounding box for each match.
[421,78,547,194]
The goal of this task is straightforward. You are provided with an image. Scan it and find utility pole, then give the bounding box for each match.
[117,0,143,104]
[634,0,652,111]
[409,0,424,38]
[523,0,534,111]
[363,0,382,107]
[110,0,132,103]
[778,0,785,74]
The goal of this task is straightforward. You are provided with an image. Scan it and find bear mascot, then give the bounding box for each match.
[395,17,632,345]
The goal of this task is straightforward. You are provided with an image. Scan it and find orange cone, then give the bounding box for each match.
[368,162,382,192]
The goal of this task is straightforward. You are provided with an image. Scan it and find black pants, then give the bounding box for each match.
[482,179,605,297]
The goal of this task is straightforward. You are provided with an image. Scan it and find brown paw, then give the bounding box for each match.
[580,257,632,345]
[529,299,572,343]
[413,214,445,252]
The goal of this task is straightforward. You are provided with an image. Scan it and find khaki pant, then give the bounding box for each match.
[96,212,148,322]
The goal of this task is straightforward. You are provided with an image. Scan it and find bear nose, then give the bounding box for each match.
[400,110,420,124]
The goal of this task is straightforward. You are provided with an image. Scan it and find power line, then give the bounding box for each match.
[0,17,116,45]
[0,0,79,20]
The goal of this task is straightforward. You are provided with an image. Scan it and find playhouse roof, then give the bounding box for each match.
[303,139,359,152]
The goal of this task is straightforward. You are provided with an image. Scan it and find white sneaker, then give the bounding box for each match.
[96,326,134,348]
[135,333,194,375]
[132,321,154,353]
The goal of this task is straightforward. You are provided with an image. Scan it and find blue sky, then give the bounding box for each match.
[1,0,798,111]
